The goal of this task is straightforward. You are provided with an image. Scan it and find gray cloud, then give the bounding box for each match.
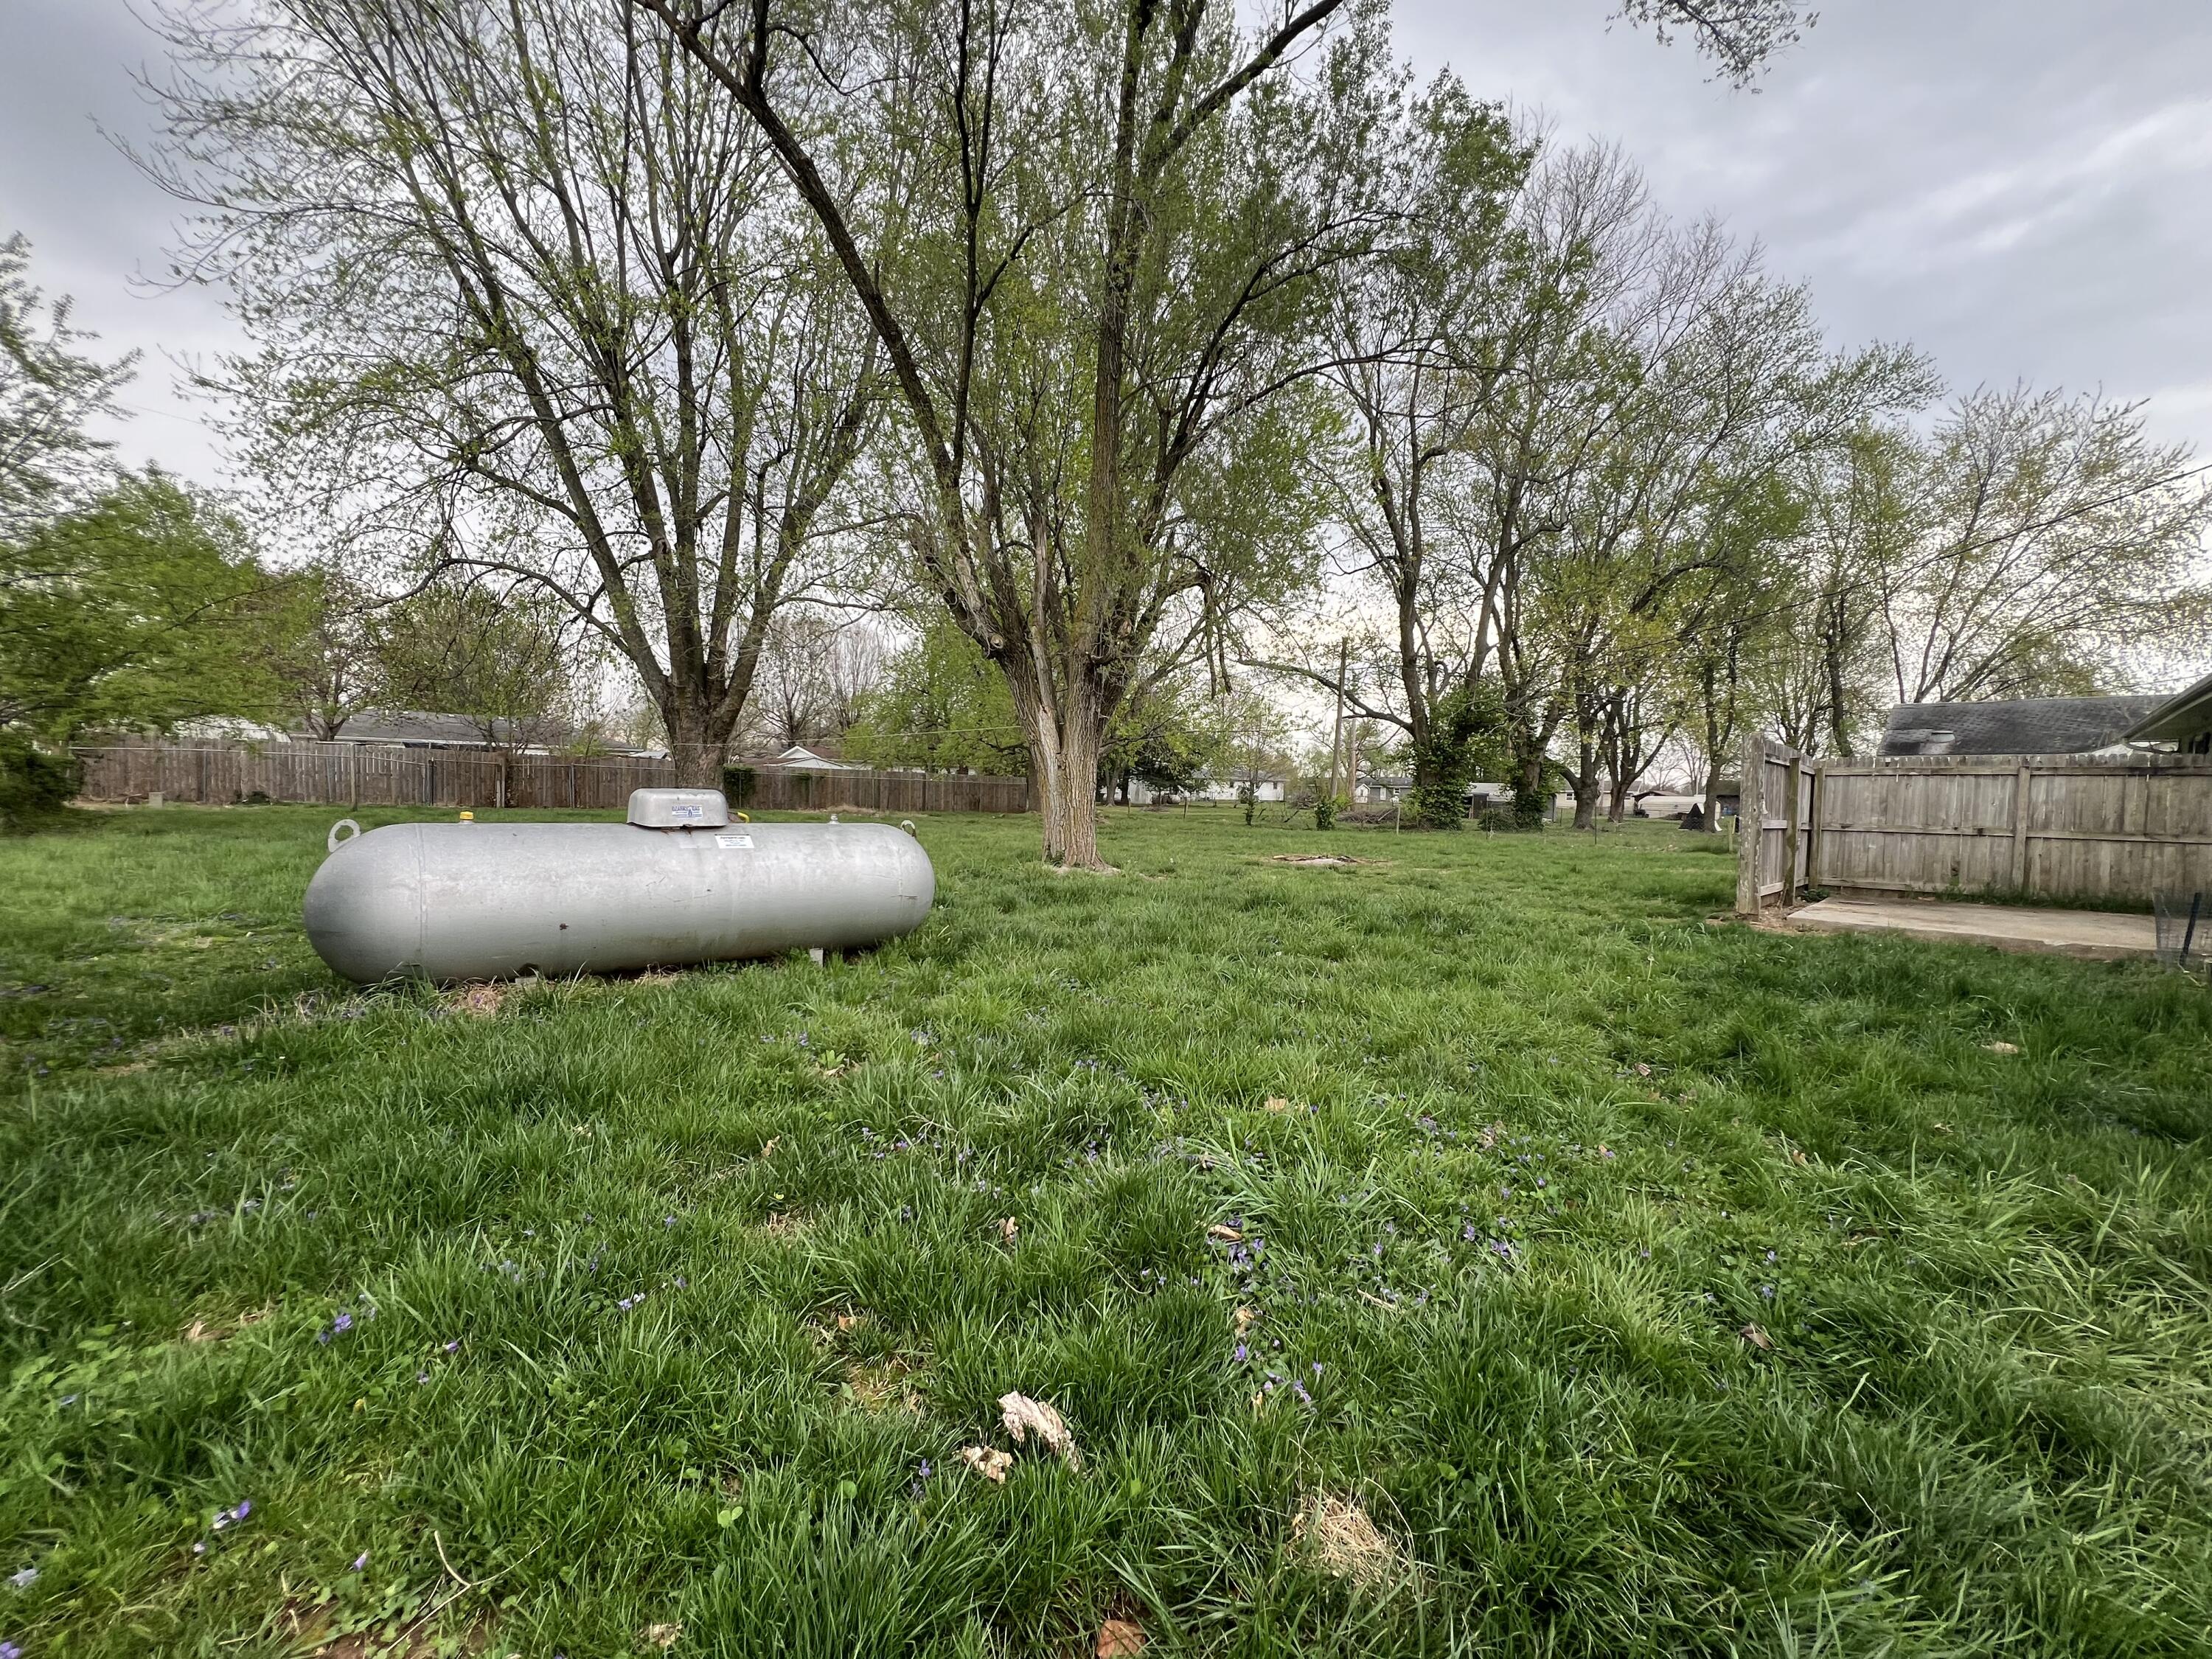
[1397,0,2212,448]
[4,0,2208,489]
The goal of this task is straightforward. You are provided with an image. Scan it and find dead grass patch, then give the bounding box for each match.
[1292,1490,1413,1591]
[1267,854,1391,869]
[844,1356,924,1413]
[452,982,507,1018]
[181,1306,267,1345]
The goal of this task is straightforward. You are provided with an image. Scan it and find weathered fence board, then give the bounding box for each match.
[73,742,1032,815]
[1736,737,1815,914]
[725,766,1029,815]
[1737,745,2212,914]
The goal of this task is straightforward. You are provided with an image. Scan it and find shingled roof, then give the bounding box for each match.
[1878,695,2170,757]
[2122,669,2212,749]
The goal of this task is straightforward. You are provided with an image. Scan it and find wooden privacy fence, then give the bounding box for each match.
[1737,736,2212,913]
[725,766,1029,815]
[73,742,1033,815]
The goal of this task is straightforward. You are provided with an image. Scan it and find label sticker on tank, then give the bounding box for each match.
[715,834,754,849]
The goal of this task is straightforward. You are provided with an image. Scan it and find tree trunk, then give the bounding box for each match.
[1005,667,1108,869]
[1571,739,1600,830]
[665,699,737,790]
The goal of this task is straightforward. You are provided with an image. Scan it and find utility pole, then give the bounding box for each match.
[1327,637,1348,801]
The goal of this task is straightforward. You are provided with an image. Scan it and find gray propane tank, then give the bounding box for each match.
[302,788,934,984]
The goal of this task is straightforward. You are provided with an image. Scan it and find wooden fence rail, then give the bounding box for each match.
[73,742,1032,815]
[1737,740,2212,913]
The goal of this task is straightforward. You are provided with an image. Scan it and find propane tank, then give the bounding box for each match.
[303,788,935,984]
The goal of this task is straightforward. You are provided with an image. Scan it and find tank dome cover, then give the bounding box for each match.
[627,787,731,828]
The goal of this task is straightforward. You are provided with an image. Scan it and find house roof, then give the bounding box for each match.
[736,744,866,771]
[2122,669,2212,743]
[1878,695,2170,757]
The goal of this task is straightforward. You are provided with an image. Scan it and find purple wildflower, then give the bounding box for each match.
[1233,1343,1248,1363]
[352,1551,370,1572]
[7,1568,36,1590]
[1292,1381,1312,1405]
[1,1641,21,1658]
[442,1340,460,1354]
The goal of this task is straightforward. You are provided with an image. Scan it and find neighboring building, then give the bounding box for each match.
[1632,790,1700,819]
[1353,770,1411,804]
[737,743,867,772]
[1123,769,1286,805]
[173,717,291,744]
[2121,669,2212,754]
[1878,695,2170,758]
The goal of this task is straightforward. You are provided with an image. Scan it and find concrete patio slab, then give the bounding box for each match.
[1784,897,2157,961]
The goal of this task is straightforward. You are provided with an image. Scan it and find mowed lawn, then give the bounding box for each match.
[4,806,2211,1658]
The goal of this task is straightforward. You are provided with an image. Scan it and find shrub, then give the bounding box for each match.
[0,731,80,832]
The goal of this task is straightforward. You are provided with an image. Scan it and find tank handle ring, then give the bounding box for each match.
[900,819,918,837]
[327,818,363,853]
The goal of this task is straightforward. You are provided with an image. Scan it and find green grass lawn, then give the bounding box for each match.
[4,804,2211,1658]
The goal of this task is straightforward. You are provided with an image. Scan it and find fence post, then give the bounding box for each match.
[1804,760,1822,888]
[1735,736,1766,917]
[2009,762,2031,890]
[1781,753,1803,907]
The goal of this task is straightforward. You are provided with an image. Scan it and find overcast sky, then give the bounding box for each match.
[4,0,2210,490]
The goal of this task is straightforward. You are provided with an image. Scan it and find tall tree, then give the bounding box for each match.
[636,0,1821,862]
[638,0,1371,864]
[1259,74,1527,828]
[843,616,1028,776]
[0,471,279,742]
[147,0,882,785]
[0,233,134,542]
[1879,386,2212,703]
[373,578,587,751]
[256,561,389,740]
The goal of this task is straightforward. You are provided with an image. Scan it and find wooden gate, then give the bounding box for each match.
[1735,737,1815,914]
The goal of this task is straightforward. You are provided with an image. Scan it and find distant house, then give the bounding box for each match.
[1632,790,1700,819]
[1878,695,2169,758]
[1467,779,1573,821]
[1353,769,1411,804]
[740,743,866,772]
[2121,669,2212,754]
[1123,769,1286,805]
